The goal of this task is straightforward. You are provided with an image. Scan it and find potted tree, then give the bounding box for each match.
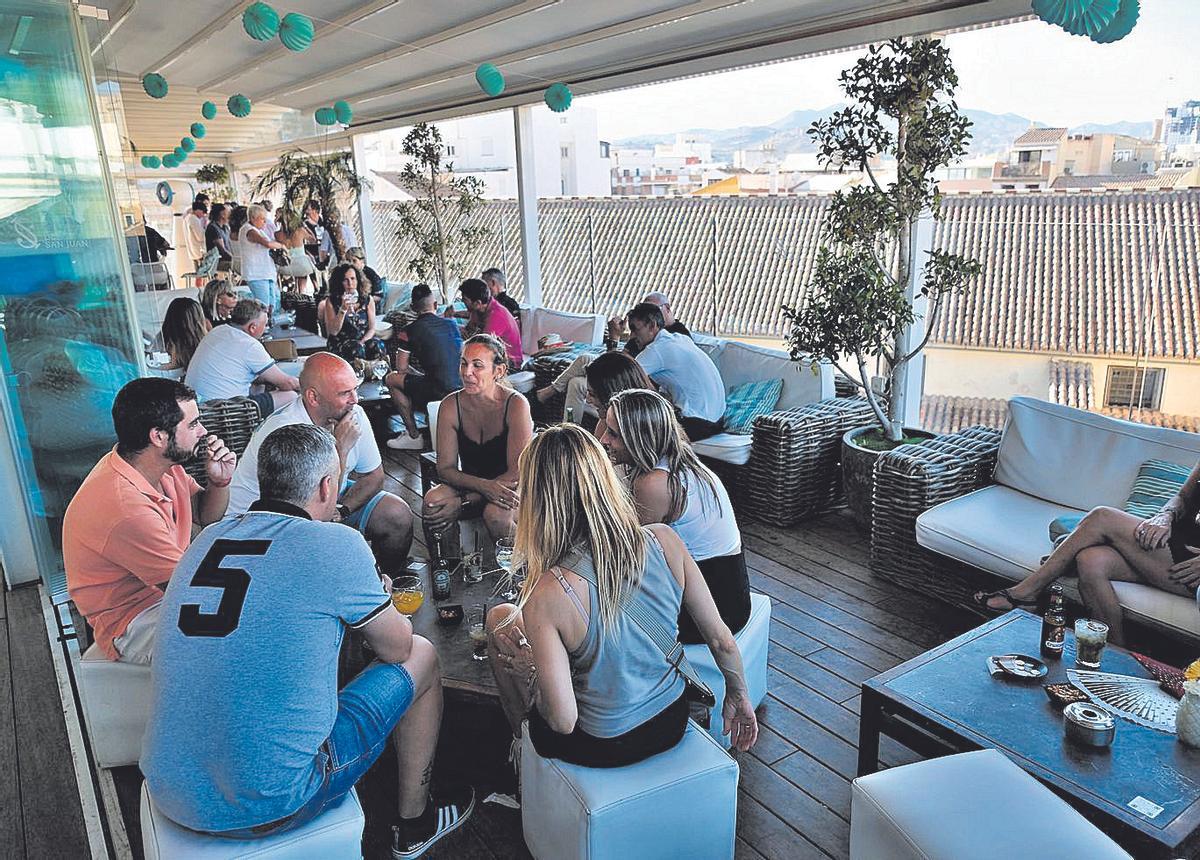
[784,38,982,529]
[251,149,365,262]
[392,122,489,299]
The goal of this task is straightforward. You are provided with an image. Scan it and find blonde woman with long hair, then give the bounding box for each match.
[423,334,533,541]
[486,425,758,767]
[600,389,751,644]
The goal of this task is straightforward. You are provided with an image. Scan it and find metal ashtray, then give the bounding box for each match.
[1063,701,1116,748]
[988,653,1048,680]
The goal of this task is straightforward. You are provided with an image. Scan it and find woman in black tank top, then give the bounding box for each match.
[423,334,534,542]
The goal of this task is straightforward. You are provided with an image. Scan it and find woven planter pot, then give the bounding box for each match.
[842,426,934,530]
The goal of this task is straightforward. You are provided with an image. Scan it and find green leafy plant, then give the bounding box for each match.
[784,38,982,443]
[194,163,235,200]
[392,122,489,295]
[251,149,365,261]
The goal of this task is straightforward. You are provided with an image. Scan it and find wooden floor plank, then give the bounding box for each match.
[738,754,850,860]
[6,586,89,858]
[757,695,859,780]
[772,749,853,822]
[764,669,859,745]
[736,791,831,860]
[748,722,799,765]
[769,645,861,703]
[735,834,770,860]
[808,647,879,687]
[0,590,24,858]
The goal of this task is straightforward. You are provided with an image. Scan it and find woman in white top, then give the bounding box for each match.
[599,388,751,643]
[238,204,286,314]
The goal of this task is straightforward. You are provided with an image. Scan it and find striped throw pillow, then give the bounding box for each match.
[1124,459,1192,519]
[723,378,783,435]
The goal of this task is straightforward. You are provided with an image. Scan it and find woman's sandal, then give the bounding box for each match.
[970,587,1039,613]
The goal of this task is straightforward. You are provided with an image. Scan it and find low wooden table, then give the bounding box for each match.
[402,556,513,701]
[858,610,1200,858]
[266,323,325,353]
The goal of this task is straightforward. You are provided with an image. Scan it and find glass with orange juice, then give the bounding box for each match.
[391,576,425,616]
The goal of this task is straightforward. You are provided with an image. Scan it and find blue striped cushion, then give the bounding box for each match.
[723,378,783,435]
[1124,459,1191,519]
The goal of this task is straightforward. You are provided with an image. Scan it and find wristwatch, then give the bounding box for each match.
[336,503,351,522]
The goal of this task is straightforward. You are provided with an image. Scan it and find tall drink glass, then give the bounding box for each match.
[1074,619,1109,669]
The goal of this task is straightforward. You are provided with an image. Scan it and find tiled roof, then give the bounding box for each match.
[1051,170,1192,191]
[369,188,1200,358]
[1013,127,1068,147]
[920,395,1200,435]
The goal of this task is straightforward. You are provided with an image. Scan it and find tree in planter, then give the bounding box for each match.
[392,122,489,297]
[251,149,365,261]
[784,38,982,444]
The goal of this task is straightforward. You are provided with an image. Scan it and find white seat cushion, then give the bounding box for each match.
[851,749,1131,860]
[684,592,770,743]
[141,783,365,859]
[509,370,536,393]
[693,432,752,466]
[77,642,153,768]
[917,485,1200,639]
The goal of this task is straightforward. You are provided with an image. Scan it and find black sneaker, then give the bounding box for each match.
[391,787,476,859]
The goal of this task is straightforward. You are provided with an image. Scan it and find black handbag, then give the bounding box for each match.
[562,546,717,708]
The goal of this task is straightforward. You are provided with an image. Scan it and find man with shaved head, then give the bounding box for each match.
[226,352,414,574]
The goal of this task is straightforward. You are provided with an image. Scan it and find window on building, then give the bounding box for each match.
[1063,160,1075,175]
[599,141,610,158]
[1105,366,1166,409]
[445,144,456,156]
[480,137,493,157]
[561,146,569,158]
[1114,149,1133,162]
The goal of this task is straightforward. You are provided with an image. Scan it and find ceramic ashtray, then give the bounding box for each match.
[987,653,1048,680]
[437,604,464,626]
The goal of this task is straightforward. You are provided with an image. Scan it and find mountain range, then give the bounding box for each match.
[613,105,1157,162]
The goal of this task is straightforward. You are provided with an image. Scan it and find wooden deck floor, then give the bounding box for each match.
[108,447,983,859]
[1,583,91,858]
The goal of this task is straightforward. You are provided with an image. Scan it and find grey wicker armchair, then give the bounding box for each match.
[184,396,264,487]
[869,426,1003,609]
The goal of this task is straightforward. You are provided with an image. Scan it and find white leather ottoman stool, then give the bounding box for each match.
[850,749,1131,859]
[521,719,738,860]
[683,592,770,744]
[77,643,153,768]
[141,783,365,859]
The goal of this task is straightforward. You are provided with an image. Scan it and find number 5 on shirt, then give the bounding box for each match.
[177,539,270,638]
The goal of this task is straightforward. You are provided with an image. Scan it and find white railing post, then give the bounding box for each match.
[894,210,933,429]
[513,105,543,308]
[351,133,378,264]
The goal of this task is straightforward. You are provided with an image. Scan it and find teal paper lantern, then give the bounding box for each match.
[228,94,252,117]
[174,146,186,159]
[140,155,158,169]
[242,1,279,41]
[180,136,195,152]
[333,100,353,124]
[1090,0,1139,42]
[1031,0,1119,35]
[142,72,168,99]
[314,106,336,126]
[279,12,314,52]
[475,63,505,97]
[162,153,178,168]
[201,100,217,120]
[190,122,206,139]
[543,82,572,113]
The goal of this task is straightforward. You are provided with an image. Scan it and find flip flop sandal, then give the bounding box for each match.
[970,587,1038,613]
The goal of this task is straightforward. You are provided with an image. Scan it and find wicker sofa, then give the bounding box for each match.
[871,397,1200,640]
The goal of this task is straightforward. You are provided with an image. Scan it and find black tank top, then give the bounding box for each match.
[455,391,514,480]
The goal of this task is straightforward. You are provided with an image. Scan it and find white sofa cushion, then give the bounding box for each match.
[521,307,604,357]
[917,484,1200,639]
[713,340,832,412]
[692,433,752,466]
[996,397,1200,512]
[850,749,1131,860]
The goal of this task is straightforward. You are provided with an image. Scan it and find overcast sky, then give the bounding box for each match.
[579,1,1200,141]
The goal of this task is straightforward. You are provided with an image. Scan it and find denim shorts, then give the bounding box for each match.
[214,661,415,839]
[341,486,391,533]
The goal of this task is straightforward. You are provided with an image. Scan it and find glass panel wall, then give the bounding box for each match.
[0,0,142,590]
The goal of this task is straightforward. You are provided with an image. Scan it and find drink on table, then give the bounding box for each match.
[468,604,488,662]
[391,576,425,616]
[463,551,484,584]
[1074,619,1109,669]
[495,537,514,573]
[1040,583,1066,660]
[432,564,451,600]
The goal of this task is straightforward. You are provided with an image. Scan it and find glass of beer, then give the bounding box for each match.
[468,604,488,661]
[1074,619,1109,669]
[391,576,425,617]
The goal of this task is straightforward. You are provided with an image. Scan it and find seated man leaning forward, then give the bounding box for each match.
[384,283,463,451]
[629,301,725,442]
[534,290,690,423]
[226,351,415,577]
[141,424,474,855]
[423,334,533,542]
[63,378,236,663]
[973,461,1200,646]
[184,297,299,415]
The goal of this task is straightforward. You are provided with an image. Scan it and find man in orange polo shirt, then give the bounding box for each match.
[64,378,237,663]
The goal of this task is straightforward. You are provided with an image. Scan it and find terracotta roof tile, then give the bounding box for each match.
[1013,127,1068,147]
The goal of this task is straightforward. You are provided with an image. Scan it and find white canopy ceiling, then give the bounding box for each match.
[82,0,1030,155]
